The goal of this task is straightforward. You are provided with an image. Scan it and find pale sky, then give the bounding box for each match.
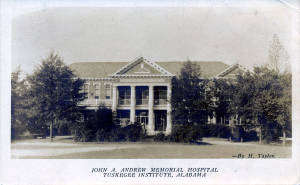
[11,0,299,75]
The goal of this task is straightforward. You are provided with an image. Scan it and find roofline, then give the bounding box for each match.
[109,57,175,77]
[69,60,229,65]
[215,63,249,78]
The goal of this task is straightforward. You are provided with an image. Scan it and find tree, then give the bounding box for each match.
[11,68,28,139]
[275,72,292,145]
[211,79,235,125]
[27,52,85,141]
[171,61,213,125]
[233,66,291,143]
[268,34,290,73]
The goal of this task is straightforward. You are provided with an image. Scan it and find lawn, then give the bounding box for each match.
[11,137,291,159]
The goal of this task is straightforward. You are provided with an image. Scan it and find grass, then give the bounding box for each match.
[11,137,291,159]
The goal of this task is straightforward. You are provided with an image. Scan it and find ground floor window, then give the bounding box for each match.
[117,110,130,127]
[136,110,148,130]
[154,110,167,131]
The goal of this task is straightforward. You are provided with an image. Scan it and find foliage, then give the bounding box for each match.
[210,79,236,123]
[201,124,231,138]
[79,129,94,142]
[95,129,106,142]
[153,133,167,142]
[168,124,203,143]
[11,68,28,139]
[233,66,291,143]
[74,107,145,142]
[122,123,145,142]
[242,130,259,142]
[26,52,85,136]
[171,61,213,125]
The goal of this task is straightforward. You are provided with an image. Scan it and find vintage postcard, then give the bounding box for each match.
[0,0,299,184]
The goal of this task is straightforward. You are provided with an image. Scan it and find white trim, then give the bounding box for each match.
[80,77,114,81]
[215,63,248,78]
[109,57,175,77]
[112,74,174,78]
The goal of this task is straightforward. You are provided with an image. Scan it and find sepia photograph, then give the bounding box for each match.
[10,1,295,159]
[1,0,300,184]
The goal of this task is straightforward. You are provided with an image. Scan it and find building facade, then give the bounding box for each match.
[70,57,245,135]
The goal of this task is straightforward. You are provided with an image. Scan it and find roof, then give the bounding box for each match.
[216,63,248,78]
[69,61,229,78]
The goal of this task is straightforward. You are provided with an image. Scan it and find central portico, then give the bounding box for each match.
[110,57,174,135]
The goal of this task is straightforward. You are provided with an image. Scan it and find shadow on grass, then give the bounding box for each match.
[192,141,213,145]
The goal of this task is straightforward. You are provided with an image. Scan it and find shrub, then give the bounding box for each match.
[204,124,231,138]
[242,130,259,142]
[109,127,127,142]
[96,123,146,142]
[123,123,145,142]
[169,124,203,143]
[255,122,282,143]
[96,129,106,142]
[79,129,94,142]
[153,133,167,142]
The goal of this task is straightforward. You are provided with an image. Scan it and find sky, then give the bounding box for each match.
[10,0,299,75]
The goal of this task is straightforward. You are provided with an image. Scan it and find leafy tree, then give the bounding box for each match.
[11,68,28,139]
[27,52,85,141]
[171,61,213,125]
[211,79,235,124]
[233,66,291,143]
[275,72,291,144]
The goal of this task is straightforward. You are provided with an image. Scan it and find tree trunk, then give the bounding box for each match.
[50,121,53,142]
[259,125,262,144]
[282,129,286,145]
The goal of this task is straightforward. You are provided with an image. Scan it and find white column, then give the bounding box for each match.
[166,84,172,135]
[148,85,155,135]
[208,112,216,124]
[112,85,117,112]
[130,85,136,123]
[212,115,217,124]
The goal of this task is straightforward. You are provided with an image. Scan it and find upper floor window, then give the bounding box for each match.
[154,86,167,99]
[105,84,111,89]
[105,83,111,99]
[84,84,89,98]
[136,86,149,105]
[118,86,130,105]
[154,86,167,105]
[94,84,100,99]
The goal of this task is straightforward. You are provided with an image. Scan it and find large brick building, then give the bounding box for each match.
[70,57,245,135]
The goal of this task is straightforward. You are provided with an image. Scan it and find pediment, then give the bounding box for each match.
[110,57,174,77]
[216,64,248,79]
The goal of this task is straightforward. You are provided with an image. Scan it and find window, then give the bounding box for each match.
[136,86,149,105]
[105,83,111,99]
[94,84,100,99]
[118,86,131,105]
[84,84,89,98]
[154,86,167,104]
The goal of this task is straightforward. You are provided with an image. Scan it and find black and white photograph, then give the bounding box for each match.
[1,0,299,184]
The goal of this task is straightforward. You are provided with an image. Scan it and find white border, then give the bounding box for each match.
[1,1,300,185]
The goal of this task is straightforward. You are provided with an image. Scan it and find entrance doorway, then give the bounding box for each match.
[136,110,148,130]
